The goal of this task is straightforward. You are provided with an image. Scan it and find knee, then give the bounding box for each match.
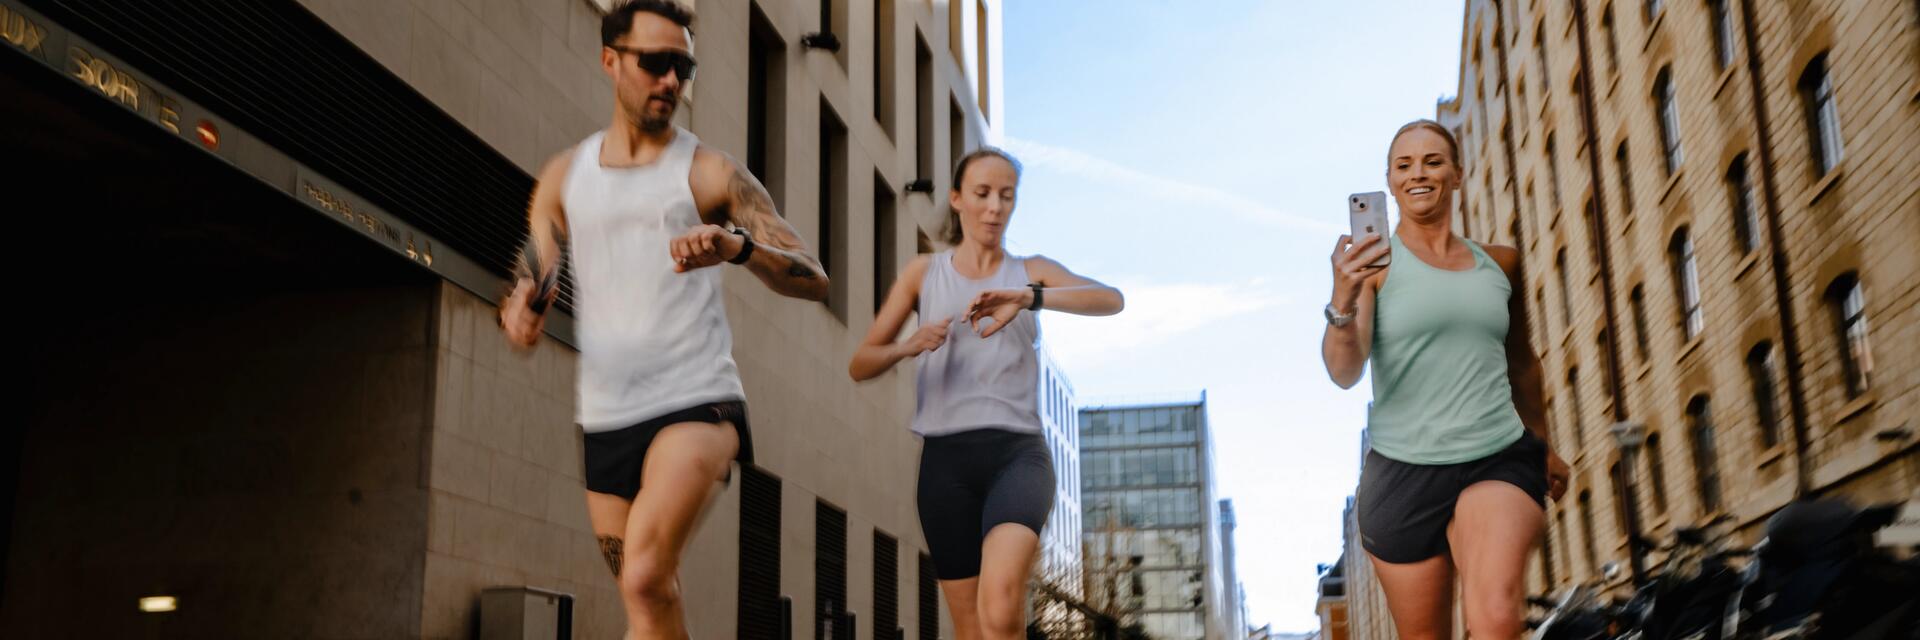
[617,544,679,607]
[975,580,1025,634]
[1465,598,1526,640]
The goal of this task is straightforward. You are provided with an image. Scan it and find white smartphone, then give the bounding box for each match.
[1348,191,1391,267]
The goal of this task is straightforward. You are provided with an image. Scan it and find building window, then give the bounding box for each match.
[874,172,898,314]
[1827,273,1873,398]
[1535,287,1551,343]
[747,5,787,212]
[823,0,848,68]
[1799,52,1845,176]
[1518,77,1531,131]
[1726,153,1761,255]
[1566,366,1586,446]
[817,501,850,639]
[1596,330,1616,407]
[1654,67,1684,176]
[1747,342,1782,449]
[1556,248,1574,329]
[1535,21,1550,93]
[1709,0,1735,71]
[1668,228,1703,341]
[1686,396,1721,515]
[1554,510,1574,581]
[1578,490,1600,574]
[1601,4,1620,77]
[1615,140,1635,215]
[872,0,895,137]
[820,100,849,320]
[947,0,963,67]
[1629,284,1651,361]
[1546,132,1563,212]
[914,32,934,184]
[950,96,968,174]
[1645,432,1670,513]
[975,0,990,119]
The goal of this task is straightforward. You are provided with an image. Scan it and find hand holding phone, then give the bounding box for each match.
[1348,191,1391,268]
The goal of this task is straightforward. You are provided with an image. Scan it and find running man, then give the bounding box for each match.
[498,1,828,637]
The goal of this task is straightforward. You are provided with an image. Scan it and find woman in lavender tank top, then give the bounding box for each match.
[850,148,1124,639]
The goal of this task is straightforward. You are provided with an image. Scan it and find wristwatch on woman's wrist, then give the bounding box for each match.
[1324,302,1354,327]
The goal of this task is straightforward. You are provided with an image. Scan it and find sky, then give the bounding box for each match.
[999,1,1466,632]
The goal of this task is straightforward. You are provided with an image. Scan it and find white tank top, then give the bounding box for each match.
[911,250,1043,437]
[562,128,743,432]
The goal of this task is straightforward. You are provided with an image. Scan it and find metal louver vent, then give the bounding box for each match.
[26,0,576,311]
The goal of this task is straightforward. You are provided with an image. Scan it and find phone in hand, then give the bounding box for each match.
[1348,191,1391,268]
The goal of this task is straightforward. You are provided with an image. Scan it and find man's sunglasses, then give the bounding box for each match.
[607,46,696,81]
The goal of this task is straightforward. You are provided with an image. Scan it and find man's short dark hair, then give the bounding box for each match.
[601,0,695,46]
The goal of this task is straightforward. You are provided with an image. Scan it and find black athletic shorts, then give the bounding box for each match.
[583,401,753,501]
[1356,430,1549,564]
[916,428,1055,580]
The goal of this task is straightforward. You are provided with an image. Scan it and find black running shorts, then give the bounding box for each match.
[916,428,1055,580]
[1356,430,1549,564]
[583,401,753,501]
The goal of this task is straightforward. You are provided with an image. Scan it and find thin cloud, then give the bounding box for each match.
[1042,279,1286,368]
[1003,137,1345,234]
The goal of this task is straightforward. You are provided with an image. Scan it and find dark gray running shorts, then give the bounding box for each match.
[1356,430,1549,564]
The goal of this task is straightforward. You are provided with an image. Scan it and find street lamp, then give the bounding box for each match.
[1610,421,1649,585]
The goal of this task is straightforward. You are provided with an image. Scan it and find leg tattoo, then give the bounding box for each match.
[598,535,624,577]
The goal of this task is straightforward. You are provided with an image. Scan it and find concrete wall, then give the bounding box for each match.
[4,284,438,638]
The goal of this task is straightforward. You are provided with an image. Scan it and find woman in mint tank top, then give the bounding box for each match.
[1320,121,1571,640]
[848,148,1125,640]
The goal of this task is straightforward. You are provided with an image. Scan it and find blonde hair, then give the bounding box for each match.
[1387,119,1462,175]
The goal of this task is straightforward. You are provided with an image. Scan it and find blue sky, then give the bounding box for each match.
[1000,2,1466,631]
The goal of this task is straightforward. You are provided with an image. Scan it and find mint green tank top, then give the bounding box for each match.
[1367,235,1526,464]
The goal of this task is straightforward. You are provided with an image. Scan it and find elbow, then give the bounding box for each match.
[809,276,831,302]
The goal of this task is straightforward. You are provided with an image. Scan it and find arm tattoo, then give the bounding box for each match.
[726,167,804,249]
[597,535,623,577]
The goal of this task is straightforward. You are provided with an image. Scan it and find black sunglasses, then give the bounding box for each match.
[607,46,696,81]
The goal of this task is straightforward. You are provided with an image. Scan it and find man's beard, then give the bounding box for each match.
[625,92,677,132]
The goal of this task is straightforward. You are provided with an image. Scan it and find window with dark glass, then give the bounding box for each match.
[1535,22,1550,93]
[1629,284,1651,360]
[1747,342,1781,448]
[1709,0,1735,71]
[1668,228,1703,340]
[1654,67,1684,175]
[748,5,787,212]
[1601,4,1620,76]
[873,530,898,640]
[820,100,849,320]
[817,501,850,639]
[1578,490,1600,573]
[1645,432,1670,512]
[872,0,895,137]
[1799,52,1844,176]
[1615,140,1635,215]
[1726,153,1761,255]
[1566,366,1586,446]
[1546,133,1563,212]
[1556,248,1574,329]
[1827,273,1873,398]
[914,32,933,183]
[1686,396,1721,515]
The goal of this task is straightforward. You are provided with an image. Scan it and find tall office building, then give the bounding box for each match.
[1079,393,1232,640]
[1031,345,1086,632]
